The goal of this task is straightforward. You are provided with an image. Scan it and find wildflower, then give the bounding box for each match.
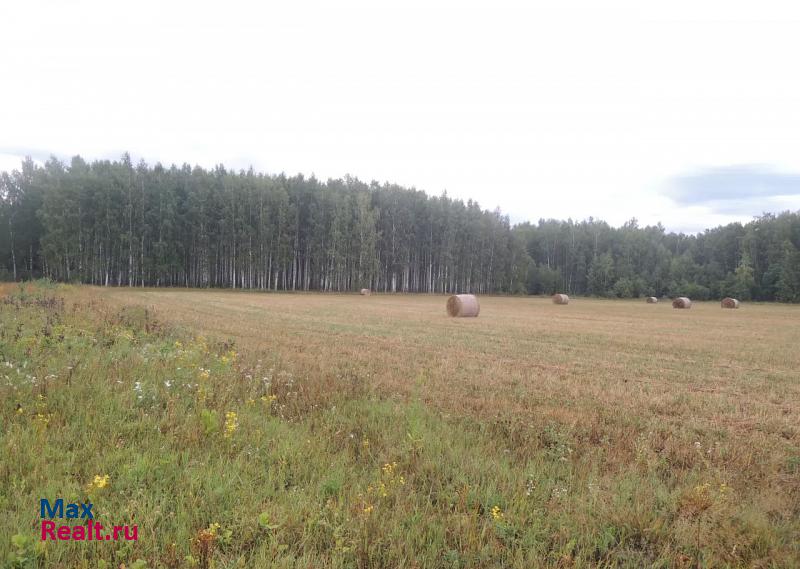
[207,522,220,537]
[35,413,51,426]
[361,437,370,450]
[362,503,373,515]
[87,474,110,492]
[370,461,406,498]
[246,398,255,405]
[174,341,182,349]
[261,394,277,405]
[198,368,210,380]
[694,482,711,495]
[224,411,238,438]
[491,505,503,521]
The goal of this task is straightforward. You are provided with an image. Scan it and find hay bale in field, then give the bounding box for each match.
[646,296,658,304]
[446,294,480,317]
[721,297,740,309]
[552,293,569,305]
[360,288,371,296]
[672,297,692,309]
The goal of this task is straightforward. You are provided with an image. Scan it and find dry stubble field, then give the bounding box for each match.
[102,289,800,433]
[3,285,799,567]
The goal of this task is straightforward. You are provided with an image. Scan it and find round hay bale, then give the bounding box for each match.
[646,296,658,304]
[446,294,479,317]
[721,297,740,309]
[672,297,692,309]
[552,293,569,305]
[360,288,371,296]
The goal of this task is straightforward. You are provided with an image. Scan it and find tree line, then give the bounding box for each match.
[1,154,799,301]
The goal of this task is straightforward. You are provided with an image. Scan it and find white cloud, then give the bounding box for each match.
[1,0,799,233]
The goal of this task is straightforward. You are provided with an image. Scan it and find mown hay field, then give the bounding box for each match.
[102,288,800,429]
[2,284,799,568]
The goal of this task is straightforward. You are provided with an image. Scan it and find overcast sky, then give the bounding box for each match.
[2,0,800,233]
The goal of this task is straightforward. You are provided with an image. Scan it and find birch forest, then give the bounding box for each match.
[2,154,800,301]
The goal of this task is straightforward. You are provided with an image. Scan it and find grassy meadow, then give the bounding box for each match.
[1,283,799,568]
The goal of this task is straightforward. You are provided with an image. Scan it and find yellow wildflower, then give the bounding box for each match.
[87,474,110,491]
[224,411,238,438]
[362,504,373,515]
[374,461,407,497]
[261,394,277,405]
[198,368,210,380]
[174,341,182,349]
[491,505,503,521]
[694,482,711,496]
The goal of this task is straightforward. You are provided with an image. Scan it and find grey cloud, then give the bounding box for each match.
[666,165,800,214]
